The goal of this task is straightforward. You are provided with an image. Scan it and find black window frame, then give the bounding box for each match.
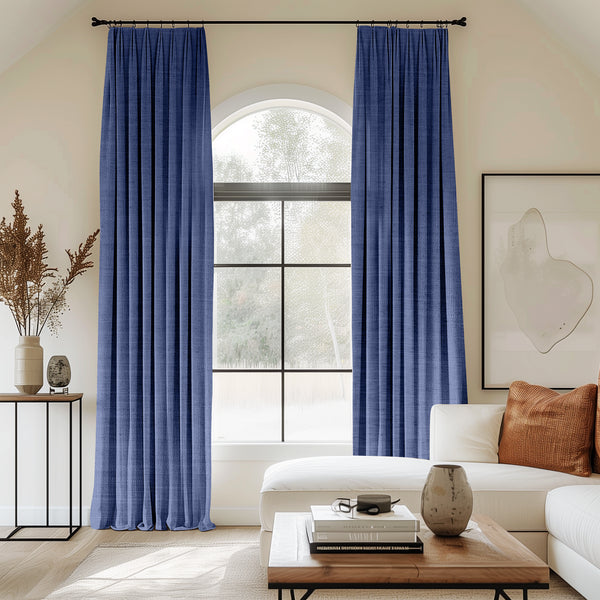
[213,182,352,442]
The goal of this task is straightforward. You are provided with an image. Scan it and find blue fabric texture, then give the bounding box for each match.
[91,27,214,531]
[351,27,467,458]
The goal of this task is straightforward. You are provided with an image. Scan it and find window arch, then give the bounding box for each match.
[212,85,351,183]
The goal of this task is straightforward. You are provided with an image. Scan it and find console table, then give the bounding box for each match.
[0,393,82,541]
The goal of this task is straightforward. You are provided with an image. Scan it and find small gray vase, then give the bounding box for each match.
[47,355,71,388]
[421,464,473,536]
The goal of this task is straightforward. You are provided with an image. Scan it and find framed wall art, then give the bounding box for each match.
[482,173,600,389]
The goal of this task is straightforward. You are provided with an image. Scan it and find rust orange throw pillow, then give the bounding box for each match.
[595,370,600,473]
[498,381,597,477]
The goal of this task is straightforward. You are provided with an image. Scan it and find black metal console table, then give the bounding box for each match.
[0,393,82,541]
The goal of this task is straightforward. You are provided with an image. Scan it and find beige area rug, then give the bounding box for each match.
[47,529,583,600]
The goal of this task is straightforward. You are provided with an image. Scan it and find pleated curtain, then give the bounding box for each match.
[351,26,467,458]
[91,27,214,531]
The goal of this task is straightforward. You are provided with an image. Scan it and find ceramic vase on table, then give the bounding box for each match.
[14,335,44,394]
[421,463,473,536]
[47,355,71,391]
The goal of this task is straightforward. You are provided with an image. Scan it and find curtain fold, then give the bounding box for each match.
[91,27,214,531]
[351,26,467,459]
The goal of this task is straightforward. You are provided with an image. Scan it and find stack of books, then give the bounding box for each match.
[306,503,423,554]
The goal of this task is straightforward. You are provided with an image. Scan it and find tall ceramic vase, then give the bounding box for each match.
[14,335,44,394]
[421,464,473,536]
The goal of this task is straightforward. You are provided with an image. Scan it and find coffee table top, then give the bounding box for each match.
[268,512,549,587]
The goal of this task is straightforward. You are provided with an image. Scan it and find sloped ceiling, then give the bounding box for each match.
[0,0,87,74]
[516,0,600,79]
[0,0,599,78]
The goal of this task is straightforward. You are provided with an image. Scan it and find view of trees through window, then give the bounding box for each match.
[212,106,352,442]
[213,107,351,183]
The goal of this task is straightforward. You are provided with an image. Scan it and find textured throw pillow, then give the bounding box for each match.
[498,381,597,477]
[594,372,600,473]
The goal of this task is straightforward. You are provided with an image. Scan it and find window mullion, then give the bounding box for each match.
[281,196,285,443]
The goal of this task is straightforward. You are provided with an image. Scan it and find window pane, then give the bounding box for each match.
[284,373,352,442]
[213,373,281,442]
[214,267,281,369]
[215,201,280,264]
[285,267,351,369]
[285,201,350,264]
[213,107,351,183]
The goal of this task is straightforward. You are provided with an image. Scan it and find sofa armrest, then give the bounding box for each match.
[429,404,505,463]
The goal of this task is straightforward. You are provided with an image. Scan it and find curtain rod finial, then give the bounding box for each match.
[452,16,467,27]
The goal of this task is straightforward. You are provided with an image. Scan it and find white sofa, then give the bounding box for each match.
[259,403,600,598]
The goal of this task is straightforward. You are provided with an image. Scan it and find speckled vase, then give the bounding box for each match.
[14,336,44,395]
[47,355,71,388]
[421,464,473,536]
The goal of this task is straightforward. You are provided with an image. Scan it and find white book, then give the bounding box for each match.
[310,504,420,532]
[311,526,418,543]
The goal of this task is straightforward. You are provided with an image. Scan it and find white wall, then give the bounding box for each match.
[1,0,600,526]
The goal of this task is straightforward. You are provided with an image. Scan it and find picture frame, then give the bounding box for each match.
[482,173,600,389]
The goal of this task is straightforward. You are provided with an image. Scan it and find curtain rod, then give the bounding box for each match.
[91,16,467,28]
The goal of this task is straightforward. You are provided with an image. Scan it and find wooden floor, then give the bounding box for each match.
[0,525,260,600]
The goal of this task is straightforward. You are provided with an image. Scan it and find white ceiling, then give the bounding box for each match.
[516,0,600,79]
[0,0,87,74]
[0,0,599,78]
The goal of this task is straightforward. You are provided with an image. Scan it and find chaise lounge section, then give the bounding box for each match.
[259,402,600,598]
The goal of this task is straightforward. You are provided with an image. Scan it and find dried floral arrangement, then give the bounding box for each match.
[0,190,99,336]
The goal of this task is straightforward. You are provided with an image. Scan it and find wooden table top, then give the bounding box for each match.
[268,512,549,587]
[0,393,83,402]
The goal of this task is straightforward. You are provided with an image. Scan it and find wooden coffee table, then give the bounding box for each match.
[268,512,549,600]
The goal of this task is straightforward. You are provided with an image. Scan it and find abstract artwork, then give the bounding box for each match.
[482,174,600,389]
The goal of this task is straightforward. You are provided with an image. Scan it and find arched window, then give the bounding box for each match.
[212,89,352,443]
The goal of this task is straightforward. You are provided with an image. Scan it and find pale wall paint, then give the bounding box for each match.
[0,0,599,526]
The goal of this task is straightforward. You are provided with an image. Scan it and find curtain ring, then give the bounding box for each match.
[172,20,175,28]
[187,19,190,28]
[371,20,374,28]
[160,20,163,28]
[355,19,359,28]
[146,20,149,28]
[420,20,423,29]
[405,21,409,29]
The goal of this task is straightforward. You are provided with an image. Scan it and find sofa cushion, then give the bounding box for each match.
[498,381,597,477]
[546,485,600,569]
[259,456,600,533]
[430,404,505,463]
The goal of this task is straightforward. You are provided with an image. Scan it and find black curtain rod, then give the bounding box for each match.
[91,16,467,28]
